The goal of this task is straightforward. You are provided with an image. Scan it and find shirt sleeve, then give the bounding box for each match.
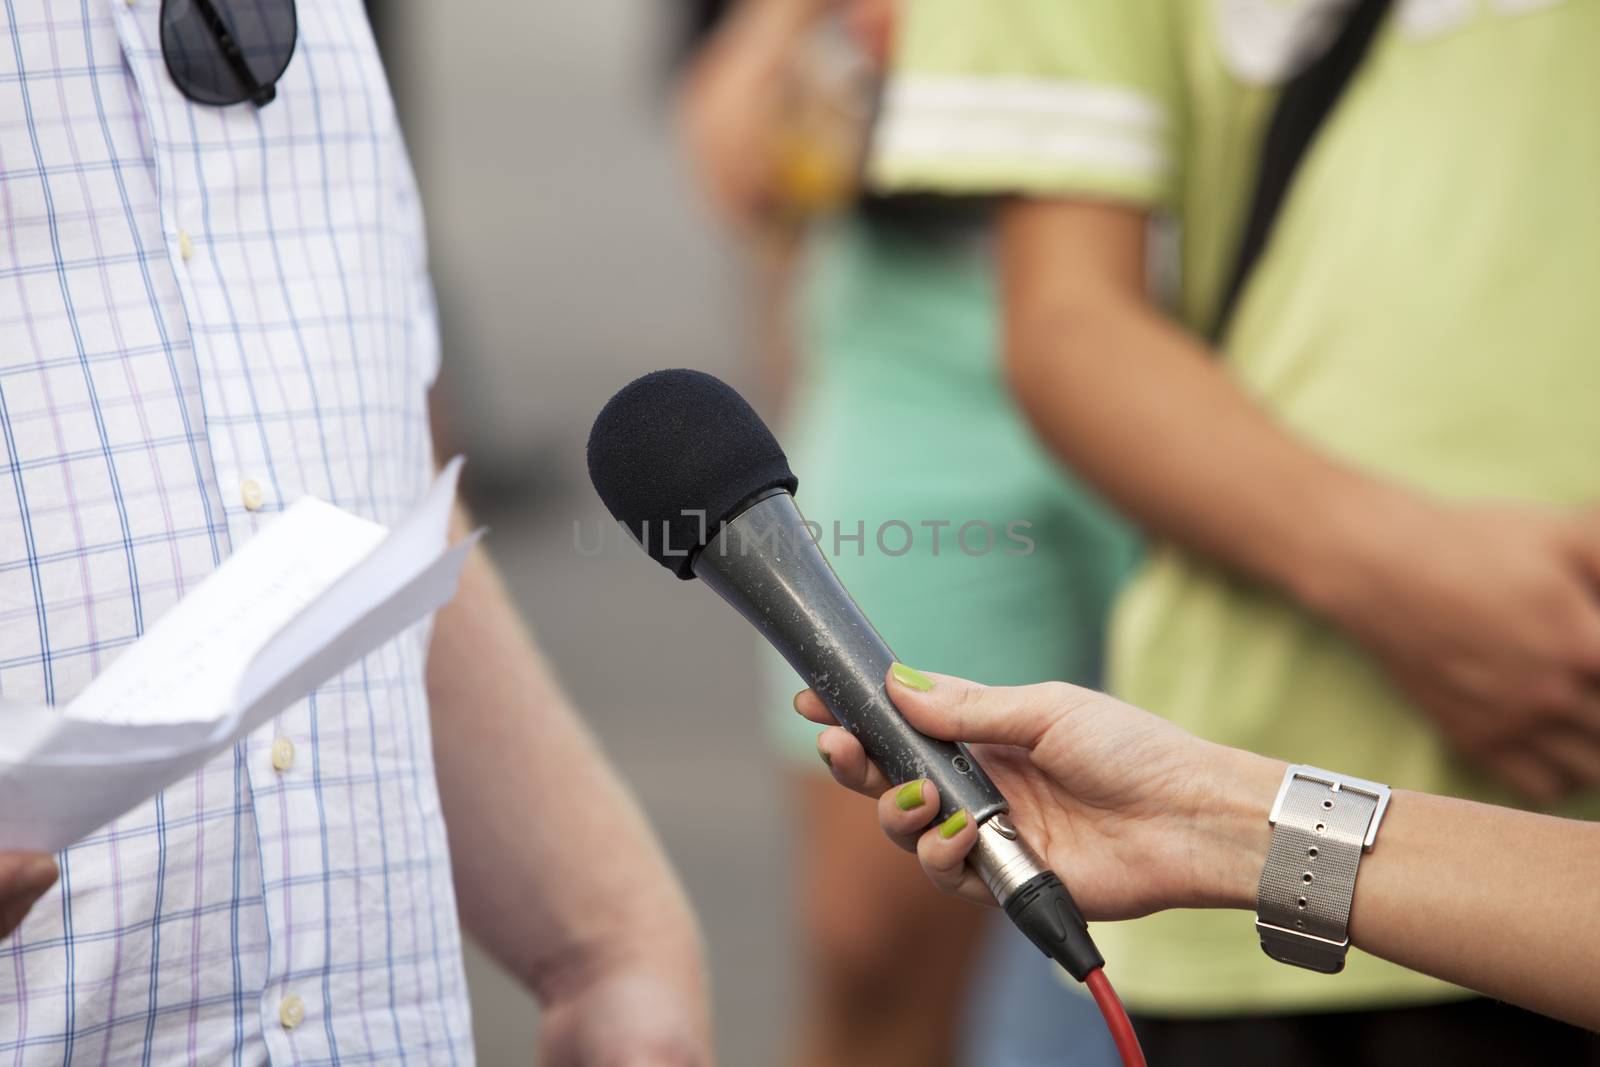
[868,0,1183,208]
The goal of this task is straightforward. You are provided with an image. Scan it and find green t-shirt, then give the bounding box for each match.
[874,0,1600,1015]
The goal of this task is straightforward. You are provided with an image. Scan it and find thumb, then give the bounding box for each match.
[885,663,1083,749]
[0,853,57,898]
[0,853,57,940]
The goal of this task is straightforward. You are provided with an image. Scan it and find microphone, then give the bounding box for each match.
[586,368,1106,983]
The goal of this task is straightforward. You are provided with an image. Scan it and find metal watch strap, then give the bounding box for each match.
[1255,766,1390,974]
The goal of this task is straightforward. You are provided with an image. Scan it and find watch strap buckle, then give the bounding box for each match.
[1267,765,1391,851]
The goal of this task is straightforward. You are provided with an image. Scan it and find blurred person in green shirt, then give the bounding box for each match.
[872,0,1600,1061]
[678,1,1135,1063]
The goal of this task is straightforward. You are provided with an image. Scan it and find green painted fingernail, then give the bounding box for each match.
[818,747,832,768]
[938,810,969,839]
[895,781,926,811]
[890,662,934,692]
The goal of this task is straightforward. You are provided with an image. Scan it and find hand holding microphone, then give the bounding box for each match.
[797,669,1284,920]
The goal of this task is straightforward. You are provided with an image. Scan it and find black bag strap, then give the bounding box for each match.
[1209,0,1394,343]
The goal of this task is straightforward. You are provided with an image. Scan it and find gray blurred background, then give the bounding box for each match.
[379,2,793,1062]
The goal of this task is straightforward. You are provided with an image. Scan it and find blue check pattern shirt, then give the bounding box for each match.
[0,0,474,1061]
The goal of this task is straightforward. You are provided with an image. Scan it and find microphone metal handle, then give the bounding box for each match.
[695,491,1105,980]
[694,492,1007,825]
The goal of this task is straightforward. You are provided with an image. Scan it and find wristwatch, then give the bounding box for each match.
[1255,765,1391,974]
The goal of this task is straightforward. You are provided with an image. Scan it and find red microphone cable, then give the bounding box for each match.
[1000,871,1146,1065]
[1085,967,1147,1067]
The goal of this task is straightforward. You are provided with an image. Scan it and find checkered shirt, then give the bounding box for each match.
[0,0,474,1061]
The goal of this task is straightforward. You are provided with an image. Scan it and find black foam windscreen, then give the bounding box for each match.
[587,369,798,578]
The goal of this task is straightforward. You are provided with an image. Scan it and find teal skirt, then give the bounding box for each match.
[765,212,1138,762]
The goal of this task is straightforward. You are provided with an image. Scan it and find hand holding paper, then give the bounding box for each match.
[0,460,478,852]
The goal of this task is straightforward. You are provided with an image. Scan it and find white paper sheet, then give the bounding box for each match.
[0,459,478,852]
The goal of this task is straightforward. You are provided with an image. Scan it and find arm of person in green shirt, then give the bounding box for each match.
[799,669,1600,1032]
[997,198,1600,800]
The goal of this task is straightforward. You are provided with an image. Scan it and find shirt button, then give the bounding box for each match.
[270,737,296,773]
[177,228,193,261]
[278,994,305,1030]
[240,479,264,511]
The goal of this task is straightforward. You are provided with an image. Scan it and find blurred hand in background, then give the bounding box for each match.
[1314,498,1600,801]
[676,0,882,232]
[676,0,793,229]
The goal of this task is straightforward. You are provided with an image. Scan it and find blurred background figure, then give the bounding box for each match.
[677,2,1136,1064]
[871,0,1600,1063]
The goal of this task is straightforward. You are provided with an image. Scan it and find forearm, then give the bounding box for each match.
[426,508,705,1013]
[1200,753,1600,1030]
[997,201,1420,614]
